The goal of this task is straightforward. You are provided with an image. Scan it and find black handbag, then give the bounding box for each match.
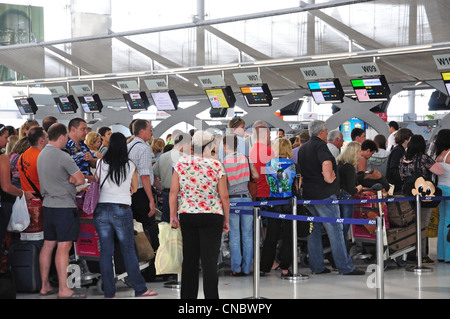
[0,269,16,299]
[0,234,16,299]
[295,190,314,238]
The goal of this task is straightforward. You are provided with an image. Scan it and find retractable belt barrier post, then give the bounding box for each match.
[282,196,308,282]
[406,194,433,274]
[246,206,266,299]
[375,216,384,299]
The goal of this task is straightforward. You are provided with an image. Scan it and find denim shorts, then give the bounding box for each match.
[43,206,80,242]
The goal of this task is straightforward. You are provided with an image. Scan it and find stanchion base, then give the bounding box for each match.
[282,274,309,282]
[164,280,181,289]
[405,266,433,274]
[353,253,373,260]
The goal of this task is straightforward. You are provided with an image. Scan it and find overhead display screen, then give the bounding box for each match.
[123,92,150,112]
[307,78,345,104]
[78,94,103,113]
[54,95,78,114]
[151,90,179,111]
[14,98,38,115]
[205,86,236,109]
[441,72,450,96]
[350,75,391,102]
[240,83,273,107]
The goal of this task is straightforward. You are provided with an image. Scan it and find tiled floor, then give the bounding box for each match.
[16,238,450,300]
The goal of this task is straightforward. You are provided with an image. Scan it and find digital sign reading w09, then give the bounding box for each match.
[350,75,391,102]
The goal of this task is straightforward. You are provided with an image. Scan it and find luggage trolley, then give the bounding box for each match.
[73,193,150,294]
[349,184,415,268]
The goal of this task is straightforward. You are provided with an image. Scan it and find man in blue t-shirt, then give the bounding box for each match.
[65,118,97,182]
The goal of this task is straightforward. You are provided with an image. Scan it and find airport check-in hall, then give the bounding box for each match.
[1,0,450,303]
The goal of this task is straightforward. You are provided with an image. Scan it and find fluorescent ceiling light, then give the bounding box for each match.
[311,53,357,60]
[253,58,294,65]
[203,63,239,69]
[115,71,146,77]
[157,68,190,73]
[378,45,432,54]
[43,77,69,82]
[79,74,106,80]
[13,80,35,84]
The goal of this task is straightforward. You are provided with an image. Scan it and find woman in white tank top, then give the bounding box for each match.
[94,132,157,298]
[434,129,450,262]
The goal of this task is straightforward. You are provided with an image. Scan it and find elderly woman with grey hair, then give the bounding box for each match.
[169,130,230,299]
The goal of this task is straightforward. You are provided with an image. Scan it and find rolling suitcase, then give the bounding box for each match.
[387,224,426,252]
[8,241,42,293]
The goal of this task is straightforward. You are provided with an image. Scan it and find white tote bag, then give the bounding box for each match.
[7,195,30,232]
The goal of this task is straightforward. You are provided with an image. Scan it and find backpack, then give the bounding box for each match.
[401,155,441,208]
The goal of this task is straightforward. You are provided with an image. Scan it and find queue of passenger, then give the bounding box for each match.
[1,117,450,300]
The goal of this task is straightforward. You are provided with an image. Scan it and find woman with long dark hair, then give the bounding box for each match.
[399,134,444,265]
[93,132,157,298]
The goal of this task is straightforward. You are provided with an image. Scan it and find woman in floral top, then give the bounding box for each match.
[169,130,229,299]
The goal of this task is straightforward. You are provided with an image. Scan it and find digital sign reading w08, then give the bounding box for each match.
[307,78,344,104]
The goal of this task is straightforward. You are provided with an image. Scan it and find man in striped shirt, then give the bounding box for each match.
[127,119,156,240]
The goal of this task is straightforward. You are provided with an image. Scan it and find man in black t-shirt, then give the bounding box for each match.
[297,120,363,276]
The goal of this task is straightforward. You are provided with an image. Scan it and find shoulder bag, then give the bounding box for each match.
[83,159,109,215]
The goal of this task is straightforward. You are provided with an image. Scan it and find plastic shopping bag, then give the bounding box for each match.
[155,222,183,275]
[7,195,30,232]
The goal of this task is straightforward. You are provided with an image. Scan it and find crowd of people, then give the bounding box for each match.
[0,116,450,299]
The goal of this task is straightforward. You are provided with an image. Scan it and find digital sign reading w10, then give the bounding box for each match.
[307,78,344,104]
[441,72,450,96]
[350,75,391,102]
